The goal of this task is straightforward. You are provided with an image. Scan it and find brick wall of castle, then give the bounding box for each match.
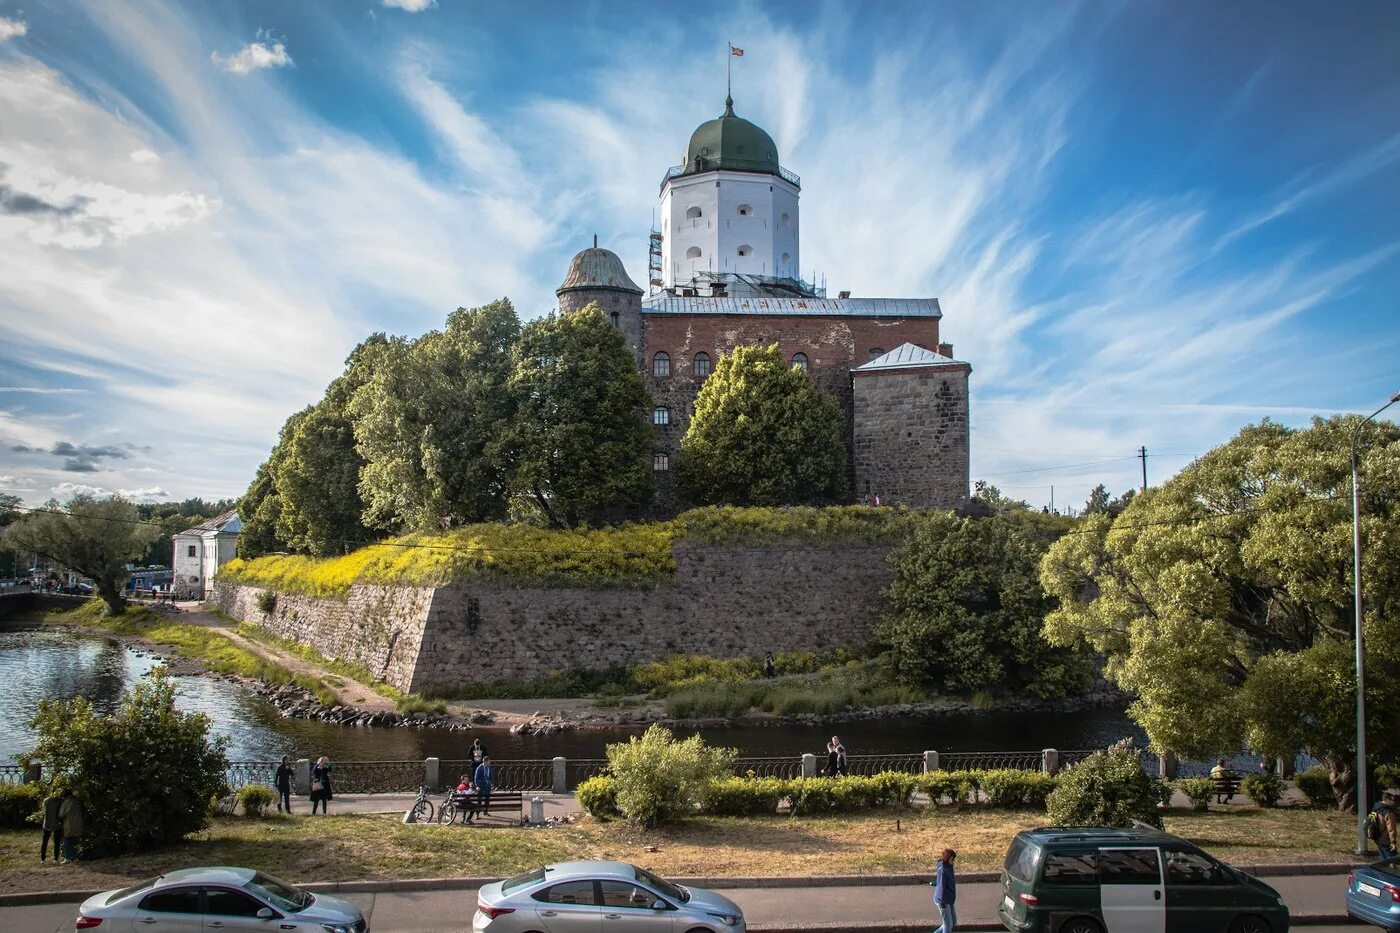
[853,365,971,509]
[216,541,895,693]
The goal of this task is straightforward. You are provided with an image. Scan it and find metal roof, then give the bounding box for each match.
[855,342,965,372]
[641,296,942,318]
[175,510,241,536]
[557,246,643,295]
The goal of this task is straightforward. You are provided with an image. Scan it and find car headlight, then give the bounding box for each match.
[322,924,355,933]
[708,912,741,927]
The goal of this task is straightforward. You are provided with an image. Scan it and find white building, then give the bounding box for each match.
[172,510,241,599]
[659,95,801,289]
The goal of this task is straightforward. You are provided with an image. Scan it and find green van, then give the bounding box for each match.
[997,826,1290,933]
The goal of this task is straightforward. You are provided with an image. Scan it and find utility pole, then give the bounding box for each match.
[1138,446,1148,491]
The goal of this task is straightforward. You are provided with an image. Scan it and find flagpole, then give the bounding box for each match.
[727,42,732,100]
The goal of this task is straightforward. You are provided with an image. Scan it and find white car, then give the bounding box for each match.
[74,866,367,932]
[474,861,745,932]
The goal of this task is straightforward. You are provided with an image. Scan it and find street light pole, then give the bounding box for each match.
[1351,389,1400,855]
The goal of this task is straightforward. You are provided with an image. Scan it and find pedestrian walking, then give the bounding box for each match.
[1370,790,1398,859]
[275,756,294,814]
[310,756,334,815]
[826,736,848,777]
[763,652,776,678]
[931,848,957,933]
[40,788,63,862]
[58,789,84,863]
[473,755,494,819]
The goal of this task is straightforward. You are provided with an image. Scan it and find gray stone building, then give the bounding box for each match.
[553,97,973,511]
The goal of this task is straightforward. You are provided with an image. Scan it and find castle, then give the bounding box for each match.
[555,95,971,514]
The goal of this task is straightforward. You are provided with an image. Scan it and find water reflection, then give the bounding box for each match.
[0,627,1145,763]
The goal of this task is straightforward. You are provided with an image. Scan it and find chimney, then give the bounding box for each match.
[937,342,954,358]
[837,290,851,299]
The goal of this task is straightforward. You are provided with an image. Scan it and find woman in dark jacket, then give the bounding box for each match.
[310,756,334,815]
[275,750,295,812]
[931,848,957,933]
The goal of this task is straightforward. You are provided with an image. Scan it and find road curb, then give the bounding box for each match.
[0,862,1361,908]
[746,921,1359,933]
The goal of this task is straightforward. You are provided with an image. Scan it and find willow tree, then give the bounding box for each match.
[1040,416,1400,810]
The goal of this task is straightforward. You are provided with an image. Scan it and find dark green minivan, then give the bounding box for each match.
[997,826,1290,933]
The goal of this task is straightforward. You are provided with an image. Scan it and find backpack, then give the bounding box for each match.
[1368,805,1390,844]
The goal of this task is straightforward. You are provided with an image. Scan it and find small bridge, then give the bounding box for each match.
[0,587,88,619]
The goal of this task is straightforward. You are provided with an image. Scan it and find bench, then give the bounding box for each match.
[450,790,527,824]
[1210,774,1241,802]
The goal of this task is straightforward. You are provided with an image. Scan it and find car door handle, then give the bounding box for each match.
[137,920,157,926]
[606,913,622,919]
[540,910,557,917]
[208,923,225,928]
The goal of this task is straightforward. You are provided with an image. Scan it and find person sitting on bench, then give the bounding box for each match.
[1209,759,1237,804]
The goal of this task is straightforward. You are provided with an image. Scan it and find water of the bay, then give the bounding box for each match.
[0,626,1147,763]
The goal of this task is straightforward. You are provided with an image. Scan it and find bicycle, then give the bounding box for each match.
[408,785,434,823]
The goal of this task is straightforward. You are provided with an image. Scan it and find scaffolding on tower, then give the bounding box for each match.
[648,228,664,292]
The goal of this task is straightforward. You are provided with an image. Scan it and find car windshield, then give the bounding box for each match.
[107,878,159,905]
[246,873,312,912]
[503,867,547,894]
[635,867,689,903]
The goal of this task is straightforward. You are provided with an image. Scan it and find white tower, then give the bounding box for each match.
[659,96,800,290]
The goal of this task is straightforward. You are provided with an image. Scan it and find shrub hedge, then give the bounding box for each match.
[1177,777,1215,811]
[237,783,277,818]
[221,506,916,597]
[1045,742,1166,829]
[0,783,40,829]
[1241,772,1284,808]
[1294,766,1335,808]
[576,776,620,820]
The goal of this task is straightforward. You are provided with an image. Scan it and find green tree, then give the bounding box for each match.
[509,306,654,528]
[678,344,845,506]
[274,336,387,554]
[1083,483,1112,516]
[879,511,1091,697]
[0,493,21,579]
[351,300,520,531]
[236,408,307,558]
[27,670,228,856]
[605,724,735,827]
[7,494,159,614]
[971,480,1029,513]
[1039,416,1400,810]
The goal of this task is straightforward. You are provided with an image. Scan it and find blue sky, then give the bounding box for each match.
[0,0,1397,511]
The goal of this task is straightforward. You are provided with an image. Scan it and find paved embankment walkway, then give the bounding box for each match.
[0,870,1360,932]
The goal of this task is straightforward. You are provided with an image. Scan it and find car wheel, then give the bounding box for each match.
[1058,919,1103,933]
[1228,916,1271,933]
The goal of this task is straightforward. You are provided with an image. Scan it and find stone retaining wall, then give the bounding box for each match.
[217,541,895,694]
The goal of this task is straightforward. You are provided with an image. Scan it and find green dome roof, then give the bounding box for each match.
[683,96,781,177]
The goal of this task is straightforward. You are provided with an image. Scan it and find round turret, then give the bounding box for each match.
[557,243,643,297]
[557,240,643,363]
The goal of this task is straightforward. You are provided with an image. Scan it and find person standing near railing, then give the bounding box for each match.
[40,788,63,862]
[310,756,333,815]
[274,756,293,814]
[473,756,494,818]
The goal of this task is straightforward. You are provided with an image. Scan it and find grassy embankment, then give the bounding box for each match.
[0,804,1358,893]
[219,506,942,713]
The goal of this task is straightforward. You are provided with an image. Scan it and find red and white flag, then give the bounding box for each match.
[731,46,744,57]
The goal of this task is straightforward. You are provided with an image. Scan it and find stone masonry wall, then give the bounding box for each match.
[217,541,896,693]
[852,365,970,509]
[216,582,436,692]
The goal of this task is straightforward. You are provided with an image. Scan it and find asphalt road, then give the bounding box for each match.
[0,873,1363,932]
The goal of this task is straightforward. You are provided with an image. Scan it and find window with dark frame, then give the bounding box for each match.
[187,545,197,558]
[1042,851,1097,885]
[1098,849,1161,885]
[693,352,711,377]
[791,351,808,372]
[652,352,670,377]
[653,407,670,426]
[466,596,481,631]
[653,452,670,471]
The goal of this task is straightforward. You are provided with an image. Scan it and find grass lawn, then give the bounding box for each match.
[0,804,1359,895]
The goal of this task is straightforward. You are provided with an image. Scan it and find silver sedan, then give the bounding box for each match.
[74,866,366,932]
[474,860,745,932]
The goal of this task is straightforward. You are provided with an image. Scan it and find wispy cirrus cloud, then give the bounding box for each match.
[211,39,293,76]
[383,0,436,11]
[0,17,26,41]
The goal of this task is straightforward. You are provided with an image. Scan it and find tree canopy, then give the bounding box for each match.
[1039,416,1400,809]
[678,344,846,507]
[350,300,520,531]
[6,494,160,614]
[509,305,654,528]
[880,511,1091,698]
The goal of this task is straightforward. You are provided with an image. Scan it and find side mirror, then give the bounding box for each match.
[651,899,670,910]
[256,907,276,919]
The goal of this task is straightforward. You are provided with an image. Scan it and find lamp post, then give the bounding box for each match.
[1352,389,1400,855]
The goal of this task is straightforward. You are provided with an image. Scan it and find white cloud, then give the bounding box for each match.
[0,475,36,489]
[211,41,293,76]
[50,482,109,499]
[0,17,26,41]
[117,486,169,503]
[383,0,436,11]
[0,386,89,395]
[130,149,160,163]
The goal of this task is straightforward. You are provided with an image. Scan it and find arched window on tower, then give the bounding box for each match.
[652,352,670,377]
[737,245,753,257]
[653,452,670,472]
[685,246,702,259]
[685,206,702,220]
[781,252,791,269]
[737,204,752,216]
[653,406,670,426]
[791,352,809,372]
[693,352,711,378]
[869,347,885,360]
[780,213,791,229]
[610,312,620,327]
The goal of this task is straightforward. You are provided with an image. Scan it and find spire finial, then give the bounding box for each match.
[724,94,734,116]
[593,234,598,248]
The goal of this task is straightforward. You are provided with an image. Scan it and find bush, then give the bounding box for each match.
[396,695,448,716]
[26,670,229,857]
[919,771,981,806]
[982,770,1059,809]
[254,590,277,615]
[606,725,734,827]
[236,783,277,818]
[1045,741,1164,829]
[576,776,620,820]
[700,777,787,816]
[1177,777,1214,811]
[1294,766,1335,808]
[0,783,40,829]
[1377,764,1400,793]
[1241,772,1284,808]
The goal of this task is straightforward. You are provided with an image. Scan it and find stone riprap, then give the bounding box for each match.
[216,541,893,694]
